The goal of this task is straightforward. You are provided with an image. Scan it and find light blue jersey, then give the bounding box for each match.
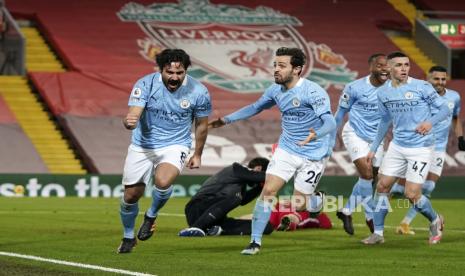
[128,72,211,149]
[225,78,333,160]
[433,89,461,151]
[339,76,381,142]
[376,77,447,148]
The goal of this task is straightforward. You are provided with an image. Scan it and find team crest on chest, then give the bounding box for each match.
[292,98,301,107]
[180,99,191,109]
[448,102,454,110]
[404,92,414,100]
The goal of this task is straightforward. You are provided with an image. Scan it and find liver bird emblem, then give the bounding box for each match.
[229,48,274,76]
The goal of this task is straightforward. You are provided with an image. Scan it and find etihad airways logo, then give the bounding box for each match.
[118,0,357,93]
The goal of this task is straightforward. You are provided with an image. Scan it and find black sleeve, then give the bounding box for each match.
[241,185,263,205]
[232,163,266,185]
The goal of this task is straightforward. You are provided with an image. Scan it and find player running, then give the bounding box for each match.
[209,47,336,255]
[391,65,464,235]
[362,52,449,245]
[333,53,389,235]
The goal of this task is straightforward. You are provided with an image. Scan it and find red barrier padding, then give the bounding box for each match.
[0,95,16,123]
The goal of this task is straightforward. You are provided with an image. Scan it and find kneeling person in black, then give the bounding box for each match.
[179,157,273,236]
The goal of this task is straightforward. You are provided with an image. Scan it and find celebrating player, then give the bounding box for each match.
[117,49,211,253]
[209,47,336,255]
[392,65,464,235]
[362,52,449,245]
[333,53,389,235]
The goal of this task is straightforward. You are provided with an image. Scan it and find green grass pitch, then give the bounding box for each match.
[0,197,464,275]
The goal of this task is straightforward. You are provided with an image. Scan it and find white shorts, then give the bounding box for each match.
[122,144,189,186]
[429,151,446,177]
[379,142,433,184]
[266,147,328,194]
[342,123,384,167]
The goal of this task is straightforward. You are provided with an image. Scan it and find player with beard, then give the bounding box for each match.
[391,65,464,235]
[332,54,389,235]
[117,49,212,253]
[209,47,336,255]
[363,52,449,245]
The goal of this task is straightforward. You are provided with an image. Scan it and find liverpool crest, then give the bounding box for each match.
[118,0,357,93]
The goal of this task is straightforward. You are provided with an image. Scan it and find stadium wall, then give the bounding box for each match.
[0,174,464,199]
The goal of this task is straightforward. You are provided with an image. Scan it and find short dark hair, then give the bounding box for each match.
[429,65,447,73]
[155,49,191,70]
[387,51,408,60]
[368,53,385,64]
[247,157,269,172]
[275,47,306,68]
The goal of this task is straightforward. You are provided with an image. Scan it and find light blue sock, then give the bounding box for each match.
[251,199,272,245]
[403,180,436,224]
[413,195,437,222]
[422,180,436,198]
[403,206,418,225]
[147,186,173,218]
[308,193,323,212]
[372,193,390,236]
[343,179,361,214]
[120,199,139,239]
[390,182,405,195]
[357,178,374,220]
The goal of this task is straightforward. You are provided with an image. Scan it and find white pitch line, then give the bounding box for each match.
[0,251,156,276]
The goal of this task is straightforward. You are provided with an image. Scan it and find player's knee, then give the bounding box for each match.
[123,184,144,203]
[375,181,391,193]
[360,171,373,180]
[404,190,421,203]
[124,191,142,204]
[154,177,173,189]
[262,185,278,197]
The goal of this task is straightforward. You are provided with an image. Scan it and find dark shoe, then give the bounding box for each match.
[336,211,354,235]
[117,238,136,253]
[366,219,374,233]
[276,216,292,231]
[207,225,223,236]
[241,241,261,255]
[178,227,206,237]
[137,213,156,241]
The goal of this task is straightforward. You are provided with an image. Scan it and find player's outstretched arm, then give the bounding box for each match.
[123,106,144,130]
[208,117,226,129]
[187,117,208,169]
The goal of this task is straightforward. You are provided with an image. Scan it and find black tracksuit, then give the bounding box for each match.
[185,162,273,235]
